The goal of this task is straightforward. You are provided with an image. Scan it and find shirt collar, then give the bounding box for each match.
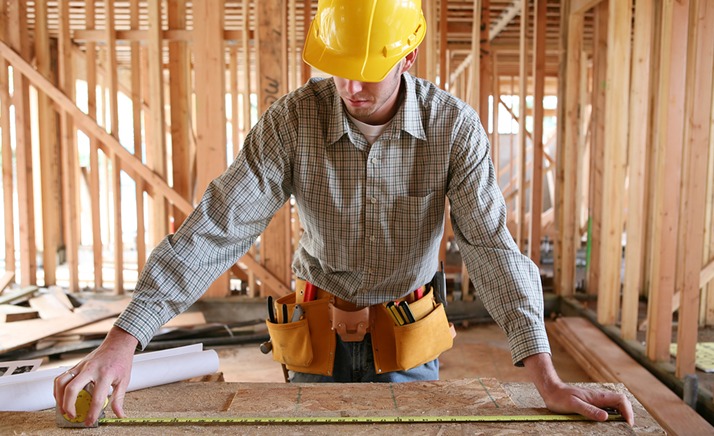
[324,73,427,147]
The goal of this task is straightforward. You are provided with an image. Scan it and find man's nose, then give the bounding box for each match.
[345,80,364,94]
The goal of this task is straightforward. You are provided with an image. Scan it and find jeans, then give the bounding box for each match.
[289,333,439,383]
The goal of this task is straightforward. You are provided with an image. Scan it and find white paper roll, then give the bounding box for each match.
[0,344,220,411]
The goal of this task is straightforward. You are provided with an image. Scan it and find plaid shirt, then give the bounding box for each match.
[116,73,550,365]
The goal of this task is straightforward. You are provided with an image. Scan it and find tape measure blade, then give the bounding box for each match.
[99,414,624,425]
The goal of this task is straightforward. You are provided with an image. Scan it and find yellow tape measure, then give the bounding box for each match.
[69,388,624,426]
[97,414,624,425]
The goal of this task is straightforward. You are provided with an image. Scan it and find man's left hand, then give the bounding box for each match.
[522,352,634,425]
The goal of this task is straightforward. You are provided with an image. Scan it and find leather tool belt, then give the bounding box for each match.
[264,279,456,376]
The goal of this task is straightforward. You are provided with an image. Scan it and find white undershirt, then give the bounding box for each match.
[347,114,390,145]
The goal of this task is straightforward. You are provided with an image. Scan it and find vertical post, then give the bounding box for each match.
[148,0,168,247]
[104,0,123,293]
[256,0,292,296]
[58,0,79,291]
[35,0,61,286]
[194,0,230,297]
[0,1,14,278]
[586,1,607,298]
[557,6,583,297]
[516,0,528,251]
[622,0,655,339]
[597,0,633,325]
[529,0,546,266]
[675,0,714,378]
[7,0,36,286]
[87,0,103,289]
[129,0,146,274]
[168,0,191,230]
[646,0,689,362]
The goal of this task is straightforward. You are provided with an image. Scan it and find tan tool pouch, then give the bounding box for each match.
[264,292,336,376]
[371,290,456,374]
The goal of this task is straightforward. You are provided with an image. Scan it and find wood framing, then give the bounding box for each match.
[646,0,689,363]
[528,0,546,265]
[622,0,655,340]
[557,8,583,297]
[256,0,292,297]
[675,0,714,378]
[515,0,528,250]
[193,0,230,298]
[597,0,632,325]
[7,0,36,287]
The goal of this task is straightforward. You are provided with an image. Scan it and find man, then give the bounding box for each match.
[55,0,633,427]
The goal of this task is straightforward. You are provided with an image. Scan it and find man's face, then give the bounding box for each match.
[333,61,405,126]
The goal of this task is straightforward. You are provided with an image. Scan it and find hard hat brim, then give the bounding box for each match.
[302,17,426,83]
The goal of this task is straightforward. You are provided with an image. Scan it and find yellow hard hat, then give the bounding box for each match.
[302,0,427,82]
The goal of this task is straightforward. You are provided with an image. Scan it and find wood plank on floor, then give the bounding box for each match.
[553,316,714,435]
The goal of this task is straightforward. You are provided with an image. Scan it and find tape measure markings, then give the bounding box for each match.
[98,414,625,425]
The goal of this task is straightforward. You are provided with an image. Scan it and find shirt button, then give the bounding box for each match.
[370,197,377,204]
[370,157,378,165]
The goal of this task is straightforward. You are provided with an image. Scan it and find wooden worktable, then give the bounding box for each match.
[0,378,664,435]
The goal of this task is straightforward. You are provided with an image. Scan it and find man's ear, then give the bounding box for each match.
[402,49,419,73]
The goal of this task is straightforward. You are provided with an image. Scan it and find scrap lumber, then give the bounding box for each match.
[0,287,38,305]
[0,305,38,323]
[0,272,13,293]
[56,311,207,338]
[28,289,73,319]
[552,317,714,435]
[0,298,129,354]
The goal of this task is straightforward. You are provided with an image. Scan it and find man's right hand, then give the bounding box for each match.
[53,326,138,427]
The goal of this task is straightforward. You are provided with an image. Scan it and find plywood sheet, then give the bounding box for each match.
[0,379,663,435]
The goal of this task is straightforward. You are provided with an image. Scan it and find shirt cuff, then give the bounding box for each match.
[507,324,552,367]
[114,301,168,350]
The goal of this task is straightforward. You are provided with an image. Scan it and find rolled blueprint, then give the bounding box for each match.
[0,344,219,411]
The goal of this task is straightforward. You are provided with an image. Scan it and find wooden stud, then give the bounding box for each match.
[256,0,291,296]
[57,0,79,292]
[622,0,656,340]
[468,0,481,111]
[705,53,714,325]
[168,0,191,231]
[7,0,36,287]
[646,0,689,363]
[439,0,448,90]
[301,0,312,83]
[597,0,632,325]
[34,0,61,286]
[557,9,582,297]
[103,0,124,294]
[129,0,145,275]
[230,46,240,158]
[148,0,169,247]
[86,0,103,290]
[0,2,14,278]
[675,0,714,378]
[586,1,607,298]
[515,0,528,251]
[194,0,230,298]
[528,0,546,266]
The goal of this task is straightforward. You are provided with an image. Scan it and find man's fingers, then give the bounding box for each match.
[110,383,128,418]
[53,370,77,414]
[85,382,111,427]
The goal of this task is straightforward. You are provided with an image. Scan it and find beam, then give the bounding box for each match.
[570,0,605,15]
[489,0,521,41]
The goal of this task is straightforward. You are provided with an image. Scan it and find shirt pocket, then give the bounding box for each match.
[390,191,442,244]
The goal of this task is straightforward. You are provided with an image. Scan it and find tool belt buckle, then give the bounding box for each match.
[329,301,369,342]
